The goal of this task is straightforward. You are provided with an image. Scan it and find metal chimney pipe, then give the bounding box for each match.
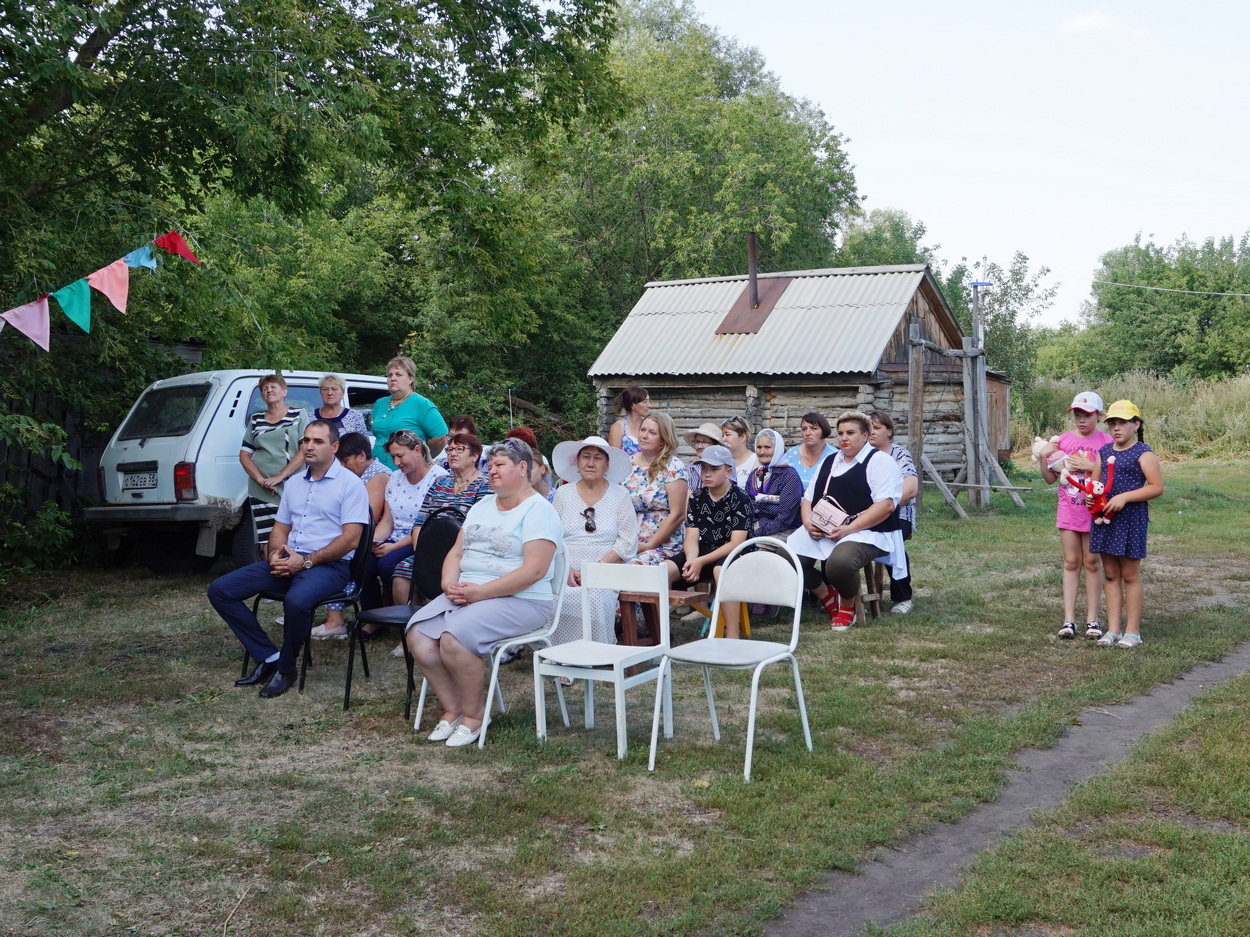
[747,232,759,309]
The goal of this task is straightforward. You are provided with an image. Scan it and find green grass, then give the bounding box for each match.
[1,459,1247,936]
[883,673,1250,937]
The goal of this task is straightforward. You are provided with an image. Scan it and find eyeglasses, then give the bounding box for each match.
[720,418,749,433]
[445,445,470,455]
[388,430,419,445]
[580,506,596,533]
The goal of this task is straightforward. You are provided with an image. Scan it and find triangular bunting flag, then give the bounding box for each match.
[1,295,51,351]
[124,245,158,270]
[87,258,130,314]
[51,278,92,333]
[154,230,200,264]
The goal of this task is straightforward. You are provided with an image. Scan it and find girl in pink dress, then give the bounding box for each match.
[1038,391,1114,640]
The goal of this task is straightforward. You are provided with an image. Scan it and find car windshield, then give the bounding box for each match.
[118,384,212,441]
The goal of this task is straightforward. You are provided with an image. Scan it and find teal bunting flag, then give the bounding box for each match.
[52,278,91,333]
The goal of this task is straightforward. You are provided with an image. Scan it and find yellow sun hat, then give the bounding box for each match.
[1104,399,1141,421]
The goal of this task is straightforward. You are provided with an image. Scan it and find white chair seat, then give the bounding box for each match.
[663,638,792,668]
[536,639,664,670]
[535,563,673,758]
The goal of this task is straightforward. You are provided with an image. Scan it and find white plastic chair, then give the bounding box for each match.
[648,538,812,782]
[413,549,568,749]
[533,562,673,759]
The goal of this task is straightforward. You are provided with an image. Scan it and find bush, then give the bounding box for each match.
[0,484,77,571]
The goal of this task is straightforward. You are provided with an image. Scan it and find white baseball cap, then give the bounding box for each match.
[692,445,735,469]
[1069,392,1104,414]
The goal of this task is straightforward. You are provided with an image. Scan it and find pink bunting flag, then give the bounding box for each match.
[1,294,51,351]
[87,258,130,314]
[154,230,200,265]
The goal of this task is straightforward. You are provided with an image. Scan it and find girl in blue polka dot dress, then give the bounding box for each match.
[1089,400,1164,649]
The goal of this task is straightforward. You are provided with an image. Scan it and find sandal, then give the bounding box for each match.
[1084,621,1104,640]
[1057,621,1077,639]
[1096,630,1122,647]
[1115,633,1144,649]
[830,607,856,632]
[818,590,841,622]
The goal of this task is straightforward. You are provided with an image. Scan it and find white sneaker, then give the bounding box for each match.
[445,723,481,747]
[390,643,405,658]
[426,717,461,742]
[680,609,708,624]
[891,601,913,615]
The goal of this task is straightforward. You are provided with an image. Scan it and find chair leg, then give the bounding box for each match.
[648,657,672,772]
[414,678,429,732]
[479,656,503,749]
[744,663,769,783]
[343,623,359,711]
[298,638,311,693]
[403,643,415,721]
[585,680,596,729]
[555,680,570,727]
[614,665,629,759]
[702,666,720,741]
[790,655,813,752]
[534,658,548,743]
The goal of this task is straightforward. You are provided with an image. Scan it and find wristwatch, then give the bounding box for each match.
[302,556,313,570]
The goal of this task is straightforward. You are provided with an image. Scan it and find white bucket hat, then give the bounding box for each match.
[551,435,631,484]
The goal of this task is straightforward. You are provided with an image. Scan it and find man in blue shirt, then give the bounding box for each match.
[208,420,370,698]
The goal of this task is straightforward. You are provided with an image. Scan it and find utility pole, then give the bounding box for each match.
[969,280,992,508]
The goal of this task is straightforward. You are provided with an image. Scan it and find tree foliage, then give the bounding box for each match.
[836,209,937,268]
[1082,232,1250,381]
[943,252,1057,391]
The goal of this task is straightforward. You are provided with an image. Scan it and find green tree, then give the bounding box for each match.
[1087,232,1250,381]
[836,209,937,267]
[944,252,1057,391]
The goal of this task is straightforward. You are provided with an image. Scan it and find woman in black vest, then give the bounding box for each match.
[799,411,906,630]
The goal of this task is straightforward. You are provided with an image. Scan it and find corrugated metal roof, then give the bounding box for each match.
[589,266,930,378]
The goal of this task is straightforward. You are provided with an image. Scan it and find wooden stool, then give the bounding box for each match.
[854,561,883,622]
[617,589,710,646]
[686,594,752,638]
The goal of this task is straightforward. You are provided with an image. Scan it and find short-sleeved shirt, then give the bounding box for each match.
[459,493,565,600]
[779,443,838,489]
[686,484,753,557]
[1053,429,1115,532]
[886,443,918,529]
[276,458,370,559]
[241,408,308,502]
[370,392,449,469]
[384,464,448,541]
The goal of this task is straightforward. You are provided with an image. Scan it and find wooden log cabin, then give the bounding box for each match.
[589,264,1010,476]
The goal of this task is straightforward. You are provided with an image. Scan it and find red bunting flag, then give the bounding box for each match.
[154,230,200,265]
[1,294,51,351]
[87,258,130,314]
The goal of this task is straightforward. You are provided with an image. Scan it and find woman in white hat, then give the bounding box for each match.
[683,422,723,494]
[549,436,640,644]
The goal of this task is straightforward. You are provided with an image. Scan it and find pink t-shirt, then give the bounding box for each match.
[1054,429,1114,531]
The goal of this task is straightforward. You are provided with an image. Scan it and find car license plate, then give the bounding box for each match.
[123,472,158,489]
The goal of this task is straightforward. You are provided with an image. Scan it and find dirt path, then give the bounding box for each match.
[766,642,1250,937]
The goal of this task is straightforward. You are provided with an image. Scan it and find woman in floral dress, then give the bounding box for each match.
[624,412,687,568]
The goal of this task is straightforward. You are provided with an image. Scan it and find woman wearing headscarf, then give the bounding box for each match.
[747,428,803,540]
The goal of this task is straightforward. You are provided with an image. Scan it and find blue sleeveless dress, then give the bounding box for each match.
[1088,441,1152,559]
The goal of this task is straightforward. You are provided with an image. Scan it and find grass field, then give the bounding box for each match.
[2,459,1248,936]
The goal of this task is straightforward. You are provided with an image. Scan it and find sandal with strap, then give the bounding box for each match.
[1096,630,1122,647]
[818,589,841,621]
[1084,621,1105,640]
[830,607,856,632]
[1115,633,1144,649]
[1057,621,1077,639]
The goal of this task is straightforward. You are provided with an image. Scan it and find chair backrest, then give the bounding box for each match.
[580,561,671,646]
[711,538,805,650]
[410,506,465,603]
[517,546,569,644]
[346,515,376,588]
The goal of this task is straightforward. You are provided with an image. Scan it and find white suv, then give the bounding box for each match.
[84,369,390,573]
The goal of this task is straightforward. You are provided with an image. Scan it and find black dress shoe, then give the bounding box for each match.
[235,660,278,687]
[258,670,296,698]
